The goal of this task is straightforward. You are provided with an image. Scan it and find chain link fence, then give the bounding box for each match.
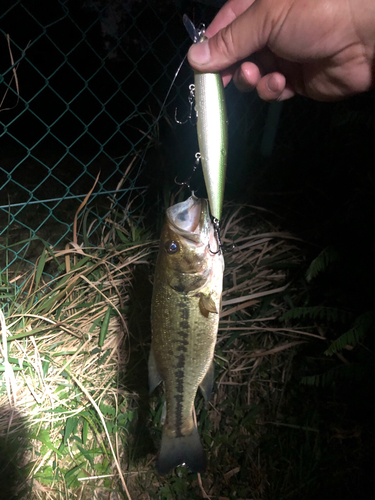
[1,0,270,289]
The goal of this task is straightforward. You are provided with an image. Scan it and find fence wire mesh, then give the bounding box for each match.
[0,0,269,290]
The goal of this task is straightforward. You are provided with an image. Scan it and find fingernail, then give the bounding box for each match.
[267,74,279,93]
[188,40,211,65]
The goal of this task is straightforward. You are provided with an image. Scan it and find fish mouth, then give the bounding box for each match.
[167,195,210,243]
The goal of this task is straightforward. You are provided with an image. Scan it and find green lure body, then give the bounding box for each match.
[194,57,228,221]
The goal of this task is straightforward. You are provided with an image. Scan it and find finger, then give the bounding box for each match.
[233,61,262,92]
[222,67,236,87]
[188,0,282,71]
[205,0,256,38]
[232,46,278,91]
[233,62,291,98]
[256,73,295,101]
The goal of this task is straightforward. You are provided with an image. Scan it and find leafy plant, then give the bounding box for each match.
[282,305,352,324]
[305,245,339,282]
[324,311,374,355]
[283,245,374,388]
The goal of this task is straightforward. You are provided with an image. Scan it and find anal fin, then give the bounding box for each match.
[148,347,162,394]
[199,361,214,402]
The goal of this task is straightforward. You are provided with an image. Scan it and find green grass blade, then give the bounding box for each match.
[99,306,112,347]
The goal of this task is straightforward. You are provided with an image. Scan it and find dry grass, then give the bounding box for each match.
[1,208,156,499]
[185,203,322,499]
[128,203,322,499]
[0,200,322,499]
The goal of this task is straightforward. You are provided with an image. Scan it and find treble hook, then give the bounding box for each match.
[208,219,238,254]
[208,217,223,255]
[174,152,201,193]
[174,176,191,191]
[175,84,196,125]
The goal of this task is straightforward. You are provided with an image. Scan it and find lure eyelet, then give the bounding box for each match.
[165,240,179,254]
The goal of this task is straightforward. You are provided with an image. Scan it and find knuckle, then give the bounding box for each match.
[213,25,237,63]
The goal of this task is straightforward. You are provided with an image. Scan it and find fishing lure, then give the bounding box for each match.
[183,14,228,224]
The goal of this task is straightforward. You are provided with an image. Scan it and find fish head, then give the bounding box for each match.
[158,195,221,293]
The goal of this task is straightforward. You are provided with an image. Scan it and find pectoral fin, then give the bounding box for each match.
[199,361,214,402]
[199,294,218,317]
[148,347,162,394]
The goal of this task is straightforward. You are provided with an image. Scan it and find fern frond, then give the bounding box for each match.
[301,366,344,387]
[301,360,369,386]
[282,306,351,324]
[324,312,374,356]
[306,246,339,282]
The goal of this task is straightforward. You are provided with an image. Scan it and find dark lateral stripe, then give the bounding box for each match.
[173,301,190,437]
[174,371,184,437]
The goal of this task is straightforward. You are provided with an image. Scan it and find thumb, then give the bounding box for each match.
[187,0,275,72]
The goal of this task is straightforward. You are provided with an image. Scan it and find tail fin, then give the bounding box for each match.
[156,426,206,475]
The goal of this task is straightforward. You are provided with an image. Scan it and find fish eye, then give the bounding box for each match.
[165,240,179,254]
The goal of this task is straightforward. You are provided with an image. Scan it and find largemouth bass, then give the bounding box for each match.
[149,195,224,475]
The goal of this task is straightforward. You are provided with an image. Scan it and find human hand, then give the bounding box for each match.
[187,0,375,101]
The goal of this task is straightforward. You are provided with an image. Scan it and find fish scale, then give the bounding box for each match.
[160,294,215,435]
